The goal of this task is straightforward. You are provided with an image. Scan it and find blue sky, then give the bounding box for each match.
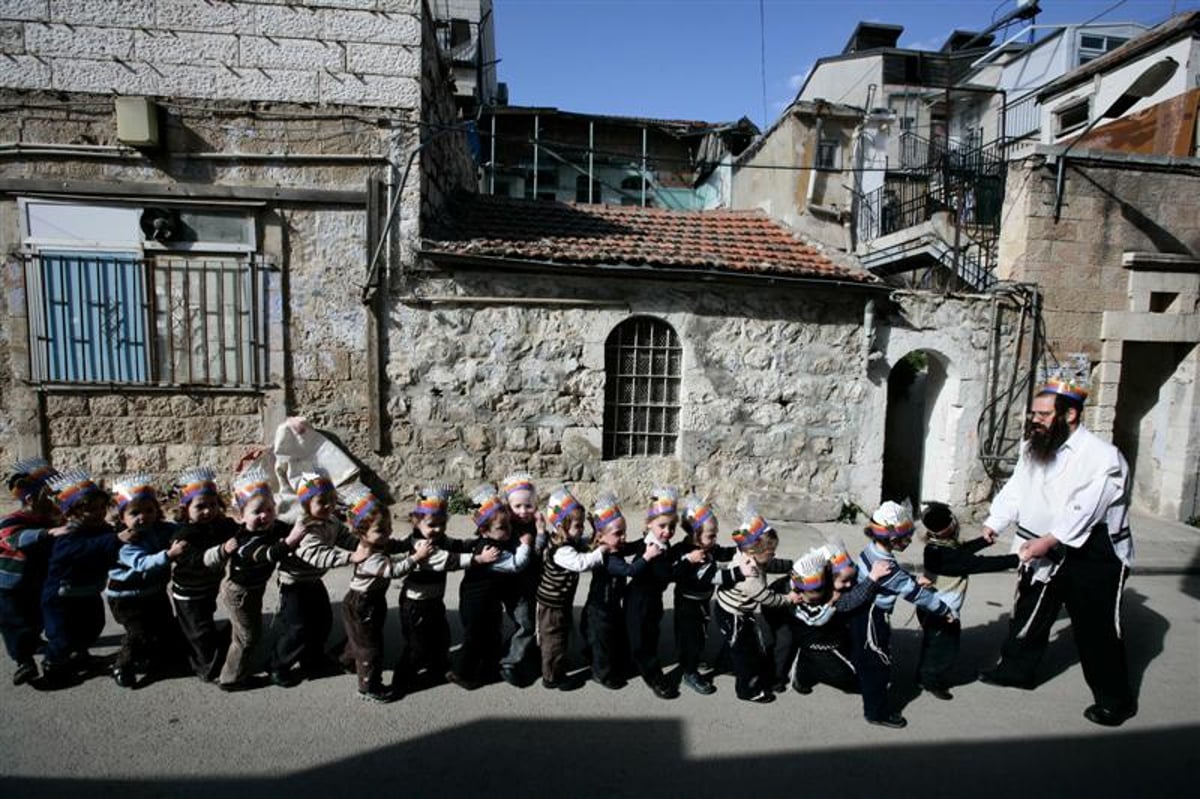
[493,0,1193,127]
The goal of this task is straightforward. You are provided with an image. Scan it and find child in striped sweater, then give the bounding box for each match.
[714,508,801,703]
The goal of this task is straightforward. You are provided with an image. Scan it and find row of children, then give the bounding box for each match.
[0,457,1017,725]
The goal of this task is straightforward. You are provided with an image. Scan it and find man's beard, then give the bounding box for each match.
[1026,416,1071,464]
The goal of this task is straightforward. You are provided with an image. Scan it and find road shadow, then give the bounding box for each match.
[2,717,1195,799]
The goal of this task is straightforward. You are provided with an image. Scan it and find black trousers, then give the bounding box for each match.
[716,606,770,699]
[272,581,333,674]
[0,585,43,666]
[849,605,892,720]
[172,591,228,681]
[42,593,104,667]
[456,586,503,684]
[342,589,386,694]
[395,595,450,687]
[584,603,627,683]
[794,644,859,692]
[993,533,1133,712]
[760,606,797,687]
[673,594,710,676]
[917,609,961,688]
[108,592,178,673]
[626,588,665,686]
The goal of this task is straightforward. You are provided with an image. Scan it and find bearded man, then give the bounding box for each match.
[977,373,1136,727]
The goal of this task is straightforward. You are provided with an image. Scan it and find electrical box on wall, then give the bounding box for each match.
[114,97,159,148]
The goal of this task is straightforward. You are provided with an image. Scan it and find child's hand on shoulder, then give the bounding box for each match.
[519,532,534,547]
[410,539,433,562]
[787,590,804,605]
[868,560,893,582]
[117,529,137,544]
[686,549,706,564]
[643,543,662,560]
[285,521,307,548]
[222,537,238,555]
[916,575,934,588]
[738,560,757,578]
[475,545,501,565]
[167,539,188,559]
[534,510,547,535]
[350,542,372,564]
[47,525,72,538]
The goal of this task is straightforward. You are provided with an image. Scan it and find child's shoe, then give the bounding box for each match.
[682,671,716,695]
[866,713,908,729]
[358,687,394,704]
[918,681,953,701]
[112,667,137,688]
[270,669,301,688]
[12,660,38,686]
[650,680,679,700]
[792,680,814,695]
[743,689,776,704]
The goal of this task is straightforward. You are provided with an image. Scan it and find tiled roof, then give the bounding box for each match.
[424,194,874,284]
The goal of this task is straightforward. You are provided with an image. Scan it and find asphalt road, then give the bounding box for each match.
[2,570,1197,798]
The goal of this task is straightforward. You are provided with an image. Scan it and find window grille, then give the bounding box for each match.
[816,137,840,170]
[22,252,271,388]
[603,317,682,459]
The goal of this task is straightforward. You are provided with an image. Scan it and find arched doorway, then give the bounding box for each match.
[881,349,949,507]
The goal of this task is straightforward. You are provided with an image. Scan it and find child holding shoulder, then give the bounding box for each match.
[853,500,954,728]
[218,466,305,691]
[0,458,60,686]
[170,466,238,682]
[674,494,749,695]
[104,474,187,688]
[451,484,533,690]
[916,501,1018,700]
[534,485,604,690]
[714,508,801,703]
[582,493,655,690]
[270,470,360,687]
[41,469,124,687]
[338,484,432,703]
[392,484,498,694]
[497,471,544,686]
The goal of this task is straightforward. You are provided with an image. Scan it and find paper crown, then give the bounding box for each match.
[822,538,856,575]
[471,483,506,528]
[46,467,106,515]
[1037,360,1090,404]
[645,485,679,521]
[340,483,383,529]
[731,506,774,552]
[867,500,914,539]
[176,466,220,506]
[591,491,624,531]
[500,471,536,500]
[682,493,715,531]
[8,458,57,503]
[111,473,159,511]
[791,548,829,592]
[413,483,454,517]
[546,485,582,528]
[296,470,335,505]
[232,465,273,509]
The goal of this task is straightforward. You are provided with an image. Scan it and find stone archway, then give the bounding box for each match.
[881,349,956,507]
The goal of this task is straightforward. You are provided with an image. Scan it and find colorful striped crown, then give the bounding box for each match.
[46,467,106,515]
[232,465,273,509]
[682,493,715,532]
[546,485,582,528]
[413,483,454,517]
[591,491,624,531]
[822,538,855,575]
[340,483,382,529]
[1037,363,1090,404]
[645,485,679,521]
[8,458,57,503]
[732,506,773,552]
[867,500,914,540]
[471,483,506,528]
[176,466,219,506]
[500,471,536,501]
[296,470,335,505]
[790,548,830,593]
[111,473,158,511]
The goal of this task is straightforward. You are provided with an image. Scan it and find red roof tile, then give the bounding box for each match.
[424,194,874,284]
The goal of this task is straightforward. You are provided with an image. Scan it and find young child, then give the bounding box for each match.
[170,466,238,682]
[626,485,692,700]
[104,474,187,687]
[674,494,747,695]
[392,484,496,693]
[218,465,304,691]
[714,508,800,703]
[497,471,543,685]
[853,500,954,728]
[916,501,1018,700]
[338,483,432,703]
[0,458,59,686]
[270,470,359,687]
[451,484,533,690]
[534,485,603,690]
[582,492,654,690]
[41,468,123,687]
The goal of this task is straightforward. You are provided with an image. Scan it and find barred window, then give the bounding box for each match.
[22,252,271,388]
[603,316,682,459]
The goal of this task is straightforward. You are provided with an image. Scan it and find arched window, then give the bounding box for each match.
[603,316,682,459]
